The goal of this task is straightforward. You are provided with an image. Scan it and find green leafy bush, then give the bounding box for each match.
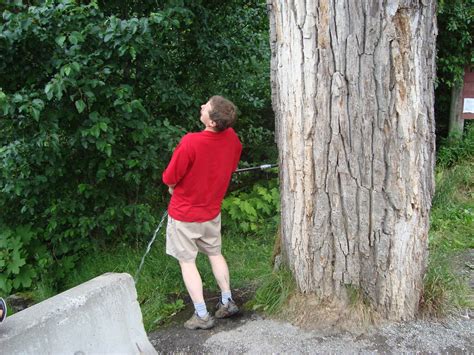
[0,225,53,294]
[434,0,473,136]
[222,179,280,235]
[0,0,272,294]
[0,2,187,290]
[437,0,473,88]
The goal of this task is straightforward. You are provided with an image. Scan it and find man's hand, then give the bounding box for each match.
[168,184,175,195]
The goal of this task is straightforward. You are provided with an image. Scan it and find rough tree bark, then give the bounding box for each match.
[269,0,437,320]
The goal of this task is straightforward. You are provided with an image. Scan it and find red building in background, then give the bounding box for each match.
[450,65,474,133]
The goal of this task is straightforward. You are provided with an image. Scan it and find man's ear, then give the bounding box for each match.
[209,120,217,128]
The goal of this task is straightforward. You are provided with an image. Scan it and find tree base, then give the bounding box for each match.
[279,293,382,335]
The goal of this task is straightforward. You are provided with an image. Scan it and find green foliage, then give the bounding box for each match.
[422,132,474,315]
[436,122,474,168]
[437,0,473,88]
[249,268,295,314]
[422,251,472,316]
[222,178,280,234]
[430,160,473,252]
[435,0,473,136]
[0,0,187,290]
[0,225,53,294]
[0,0,272,294]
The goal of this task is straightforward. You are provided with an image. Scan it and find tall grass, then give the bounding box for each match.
[435,122,474,169]
[421,124,474,315]
[249,267,295,314]
[32,225,274,331]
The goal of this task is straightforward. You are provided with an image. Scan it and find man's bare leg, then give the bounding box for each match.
[179,260,205,303]
[179,260,208,318]
[209,254,238,317]
[208,254,230,293]
[209,254,233,306]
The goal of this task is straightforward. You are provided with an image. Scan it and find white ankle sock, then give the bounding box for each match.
[221,291,232,305]
[194,302,208,318]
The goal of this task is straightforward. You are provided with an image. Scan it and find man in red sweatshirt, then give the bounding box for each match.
[162,95,242,330]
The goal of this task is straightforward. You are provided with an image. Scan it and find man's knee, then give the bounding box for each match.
[208,253,224,260]
[179,259,197,268]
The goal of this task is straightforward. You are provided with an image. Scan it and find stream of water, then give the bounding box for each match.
[134,210,168,283]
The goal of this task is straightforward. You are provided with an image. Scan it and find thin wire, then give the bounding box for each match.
[234,164,278,173]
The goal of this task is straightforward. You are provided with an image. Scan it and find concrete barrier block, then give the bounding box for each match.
[0,273,157,355]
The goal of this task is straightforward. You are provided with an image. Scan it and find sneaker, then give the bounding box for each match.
[184,313,215,330]
[215,298,239,319]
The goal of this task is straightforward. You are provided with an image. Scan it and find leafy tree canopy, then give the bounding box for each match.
[0,0,272,293]
[435,0,473,136]
[437,0,473,88]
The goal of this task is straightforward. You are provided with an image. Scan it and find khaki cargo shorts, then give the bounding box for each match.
[166,214,222,262]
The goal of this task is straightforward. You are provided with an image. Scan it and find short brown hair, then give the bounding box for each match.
[209,95,237,132]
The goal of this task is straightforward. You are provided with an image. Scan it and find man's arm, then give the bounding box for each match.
[233,140,243,171]
[162,137,192,190]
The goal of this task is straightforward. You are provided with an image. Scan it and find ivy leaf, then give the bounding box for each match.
[12,266,36,289]
[91,124,101,138]
[71,61,81,72]
[32,98,44,110]
[105,144,112,157]
[31,107,40,121]
[69,31,83,45]
[75,99,86,113]
[0,275,12,294]
[16,225,34,243]
[0,230,12,248]
[0,101,10,115]
[55,35,66,47]
[44,83,54,100]
[104,33,113,42]
[7,250,26,275]
[99,121,108,132]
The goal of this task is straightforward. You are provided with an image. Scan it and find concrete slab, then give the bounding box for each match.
[0,273,157,354]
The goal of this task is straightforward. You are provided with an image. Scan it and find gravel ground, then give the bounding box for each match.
[202,316,473,354]
[149,310,473,354]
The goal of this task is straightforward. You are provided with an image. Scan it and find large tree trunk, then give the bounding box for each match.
[269,0,437,320]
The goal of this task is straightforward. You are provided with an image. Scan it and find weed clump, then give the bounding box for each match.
[249,267,295,314]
